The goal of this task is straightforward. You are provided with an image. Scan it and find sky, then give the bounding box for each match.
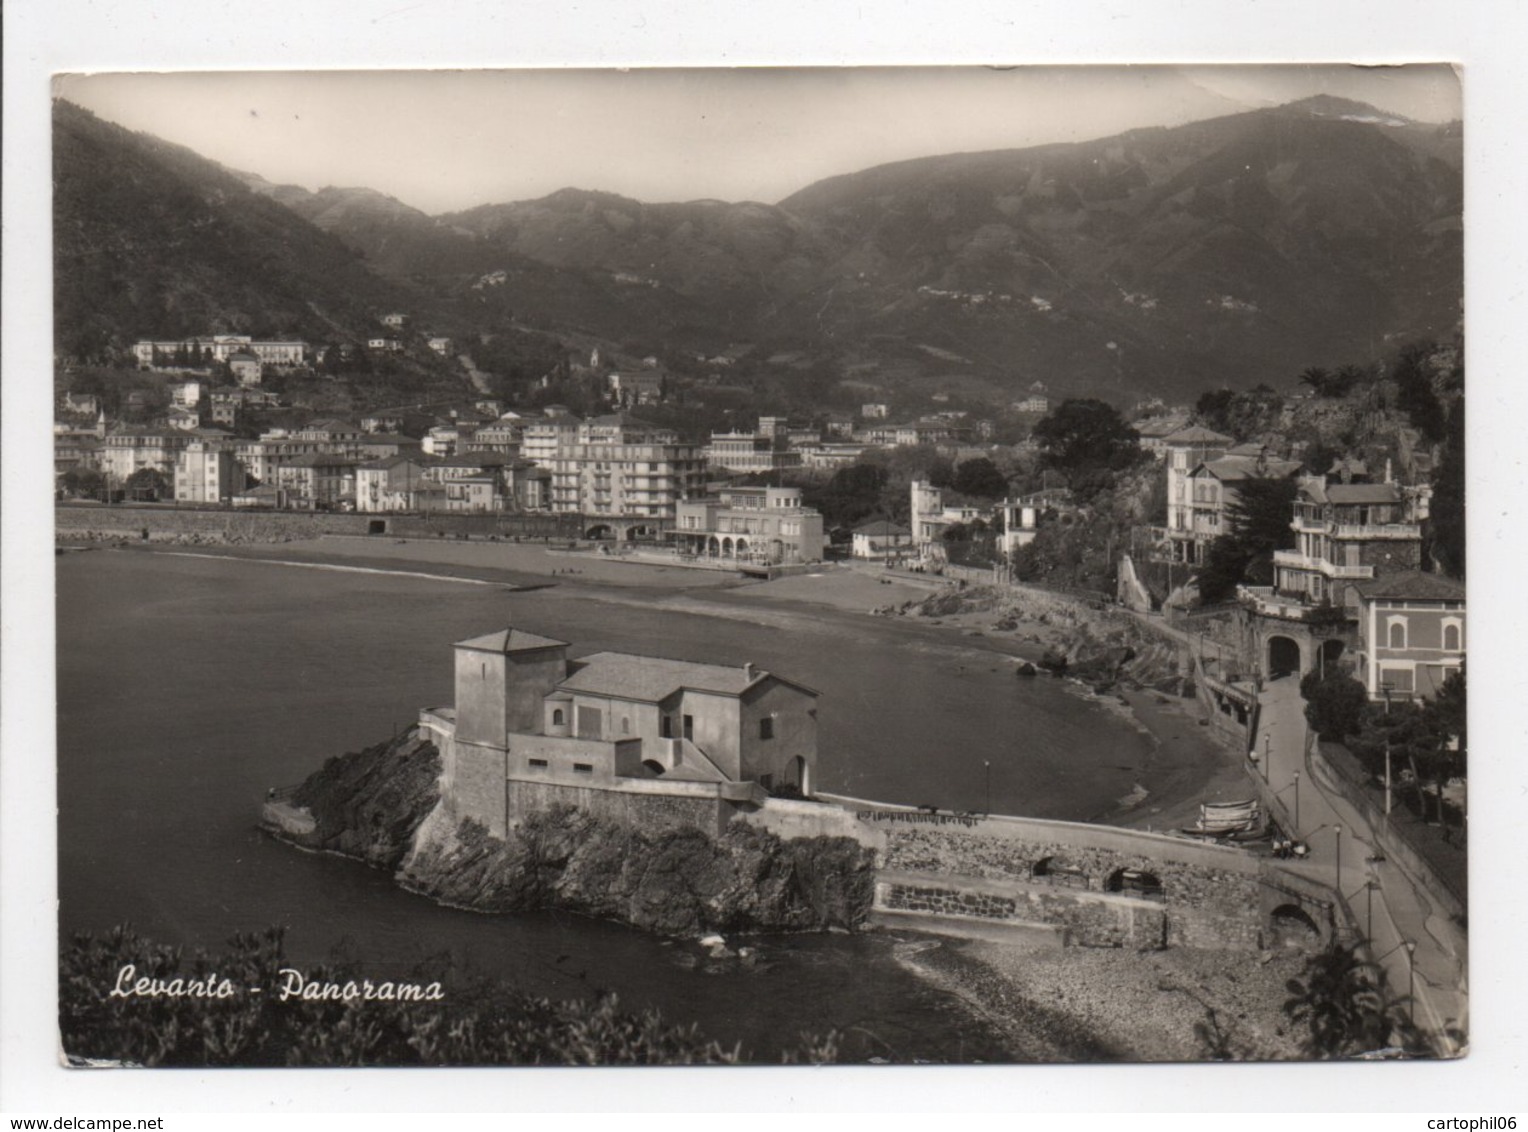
[54,64,1461,215]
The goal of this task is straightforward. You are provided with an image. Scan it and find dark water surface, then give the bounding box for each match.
[55,549,1153,1062]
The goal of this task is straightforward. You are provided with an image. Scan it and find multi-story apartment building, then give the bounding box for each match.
[465,420,523,458]
[704,431,802,474]
[273,453,358,510]
[356,455,437,513]
[133,336,306,367]
[100,428,195,486]
[1162,426,1232,561]
[549,441,706,522]
[521,410,583,468]
[1350,571,1465,702]
[1273,478,1423,606]
[673,486,825,565]
[1180,451,1303,564]
[174,439,243,504]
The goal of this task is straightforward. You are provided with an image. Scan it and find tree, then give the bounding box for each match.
[1032,399,1142,489]
[60,468,106,499]
[125,467,170,502]
[1192,476,1298,602]
[951,457,1008,501]
[1282,941,1413,1058]
[1430,399,1465,578]
[1301,670,1369,741]
[1195,535,1253,605]
[1195,388,1235,434]
[1392,341,1447,443]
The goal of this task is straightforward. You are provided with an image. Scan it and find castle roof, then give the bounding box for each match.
[456,627,570,654]
[558,651,817,703]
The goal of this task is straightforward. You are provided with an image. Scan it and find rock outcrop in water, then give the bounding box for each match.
[267,728,876,937]
[401,807,874,936]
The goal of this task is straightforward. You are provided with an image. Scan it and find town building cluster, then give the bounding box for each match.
[1128,416,1463,706]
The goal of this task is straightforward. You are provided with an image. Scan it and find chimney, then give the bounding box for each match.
[743,662,755,681]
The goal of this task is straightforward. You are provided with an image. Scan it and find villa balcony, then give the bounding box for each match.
[1331,522,1421,540]
[1237,586,1354,625]
[1272,549,1374,580]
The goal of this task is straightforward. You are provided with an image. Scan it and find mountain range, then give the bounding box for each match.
[55,93,1461,404]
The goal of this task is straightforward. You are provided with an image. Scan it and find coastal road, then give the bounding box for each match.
[1255,677,1468,1054]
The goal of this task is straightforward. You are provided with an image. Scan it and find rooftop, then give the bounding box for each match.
[456,627,570,655]
[558,651,815,703]
[1357,571,1466,602]
[855,519,911,536]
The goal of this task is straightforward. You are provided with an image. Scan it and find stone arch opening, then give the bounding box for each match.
[1268,903,1322,949]
[586,524,613,540]
[641,759,666,777]
[722,536,734,557]
[626,525,654,541]
[786,754,810,796]
[1267,635,1302,678]
[1105,867,1164,899]
[368,519,387,535]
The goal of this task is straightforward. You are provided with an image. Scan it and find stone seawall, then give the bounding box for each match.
[56,504,585,545]
[877,874,1168,949]
[869,816,1308,952]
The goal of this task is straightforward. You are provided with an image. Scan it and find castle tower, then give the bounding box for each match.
[452,626,570,747]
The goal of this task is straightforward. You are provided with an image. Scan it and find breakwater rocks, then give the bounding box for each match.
[401,808,875,936]
[266,728,876,937]
[911,585,1185,692]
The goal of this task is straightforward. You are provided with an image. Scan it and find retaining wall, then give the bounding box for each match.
[865,812,1300,952]
[1309,737,1466,919]
[55,503,585,544]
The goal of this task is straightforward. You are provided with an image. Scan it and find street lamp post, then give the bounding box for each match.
[1366,878,1379,940]
[1334,824,1344,895]
[1262,732,1272,785]
[984,760,991,818]
[1405,940,1418,1023]
[1384,740,1393,818]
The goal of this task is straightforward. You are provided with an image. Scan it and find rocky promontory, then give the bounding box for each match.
[265,728,876,937]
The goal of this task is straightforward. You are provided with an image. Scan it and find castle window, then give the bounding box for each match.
[573,763,593,775]
[528,758,549,769]
[759,717,774,740]
[1387,618,1408,650]
[621,717,631,735]
[552,708,565,726]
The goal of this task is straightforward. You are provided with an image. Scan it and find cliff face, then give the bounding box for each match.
[270,728,876,936]
[287,731,443,868]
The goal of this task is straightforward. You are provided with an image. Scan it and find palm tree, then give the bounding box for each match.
[1283,941,1399,1057]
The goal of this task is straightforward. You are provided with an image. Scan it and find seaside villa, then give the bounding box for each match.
[419,627,820,837]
